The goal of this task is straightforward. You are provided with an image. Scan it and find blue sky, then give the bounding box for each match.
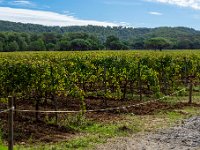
[0,0,200,29]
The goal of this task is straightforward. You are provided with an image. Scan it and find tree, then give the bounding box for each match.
[18,37,28,51]
[191,39,200,49]
[131,38,145,49]
[59,40,70,51]
[70,39,91,51]
[20,41,28,51]
[21,33,30,44]
[105,35,119,49]
[67,32,89,40]
[1,25,200,51]
[105,35,129,50]
[177,39,192,49]
[87,38,104,50]
[46,43,56,51]
[42,32,58,44]
[29,39,46,51]
[8,41,19,51]
[145,37,171,51]
[0,33,7,43]
[30,33,41,41]
[109,41,129,50]
[0,41,3,52]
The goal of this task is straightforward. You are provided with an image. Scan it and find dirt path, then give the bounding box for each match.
[95,116,200,150]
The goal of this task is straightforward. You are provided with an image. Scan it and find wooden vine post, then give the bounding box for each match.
[188,82,193,104]
[188,75,195,104]
[8,96,14,150]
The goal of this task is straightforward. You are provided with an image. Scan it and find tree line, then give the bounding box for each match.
[0,21,200,51]
[1,20,200,51]
[0,31,200,52]
[0,32,129,51]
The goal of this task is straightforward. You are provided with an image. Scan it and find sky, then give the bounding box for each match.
[0,0,200,29]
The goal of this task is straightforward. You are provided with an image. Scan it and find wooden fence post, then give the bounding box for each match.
[8,96,14,150]
[188,82,193,104]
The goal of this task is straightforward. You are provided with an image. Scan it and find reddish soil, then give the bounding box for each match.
[0,96,200,144]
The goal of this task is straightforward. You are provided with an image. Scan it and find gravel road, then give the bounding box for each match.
[95,116,200,150]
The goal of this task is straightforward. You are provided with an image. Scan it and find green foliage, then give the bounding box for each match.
[70,39,91,51]
[1,21,200,51]
[0,122,4,149]
[7,41,19,51]
[145,37,171,51]
[29,39,46,51]
[0,41,3,52]
[14,104,200,150]
[0,145,7,150]
[105,35,129,50]
[0,50,199,100]
[59,40,70,51]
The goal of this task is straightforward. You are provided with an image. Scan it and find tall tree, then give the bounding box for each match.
[145,37,171,51]
[8,41,19,51]
[105,35,129,50]
[29,39,46,51]
[59,40,70,51]
[0,41,3,52]
[70,39,91,51]
[46,43,56,51]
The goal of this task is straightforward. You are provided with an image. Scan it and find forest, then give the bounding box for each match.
[0,20,200,51]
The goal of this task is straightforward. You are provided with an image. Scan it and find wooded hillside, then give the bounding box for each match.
[0,20,200,51]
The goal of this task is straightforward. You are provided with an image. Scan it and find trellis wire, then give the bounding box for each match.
[0,107,13,113]
[14,88,186,114]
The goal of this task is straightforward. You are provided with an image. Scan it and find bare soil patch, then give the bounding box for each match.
[0,97,200,144]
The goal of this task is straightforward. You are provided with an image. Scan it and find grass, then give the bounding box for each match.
[15,119,140,150]
[0,145,7,150]
[160,92,200,104]
[183,107,200,114]
[0,122,6,150]
[11,95,200,150]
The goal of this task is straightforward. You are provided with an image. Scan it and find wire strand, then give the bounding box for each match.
[15,88,186,114]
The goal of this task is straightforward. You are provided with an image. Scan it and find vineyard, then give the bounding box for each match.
[0,50,200,149]
[0,51,200,111]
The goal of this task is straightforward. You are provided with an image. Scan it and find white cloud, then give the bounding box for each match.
[148,11,163,15]
[119,21,133,27]
[62,10,76,16]
[0,7,117,27]
[9,0,35,7]
[148,0,200,10]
